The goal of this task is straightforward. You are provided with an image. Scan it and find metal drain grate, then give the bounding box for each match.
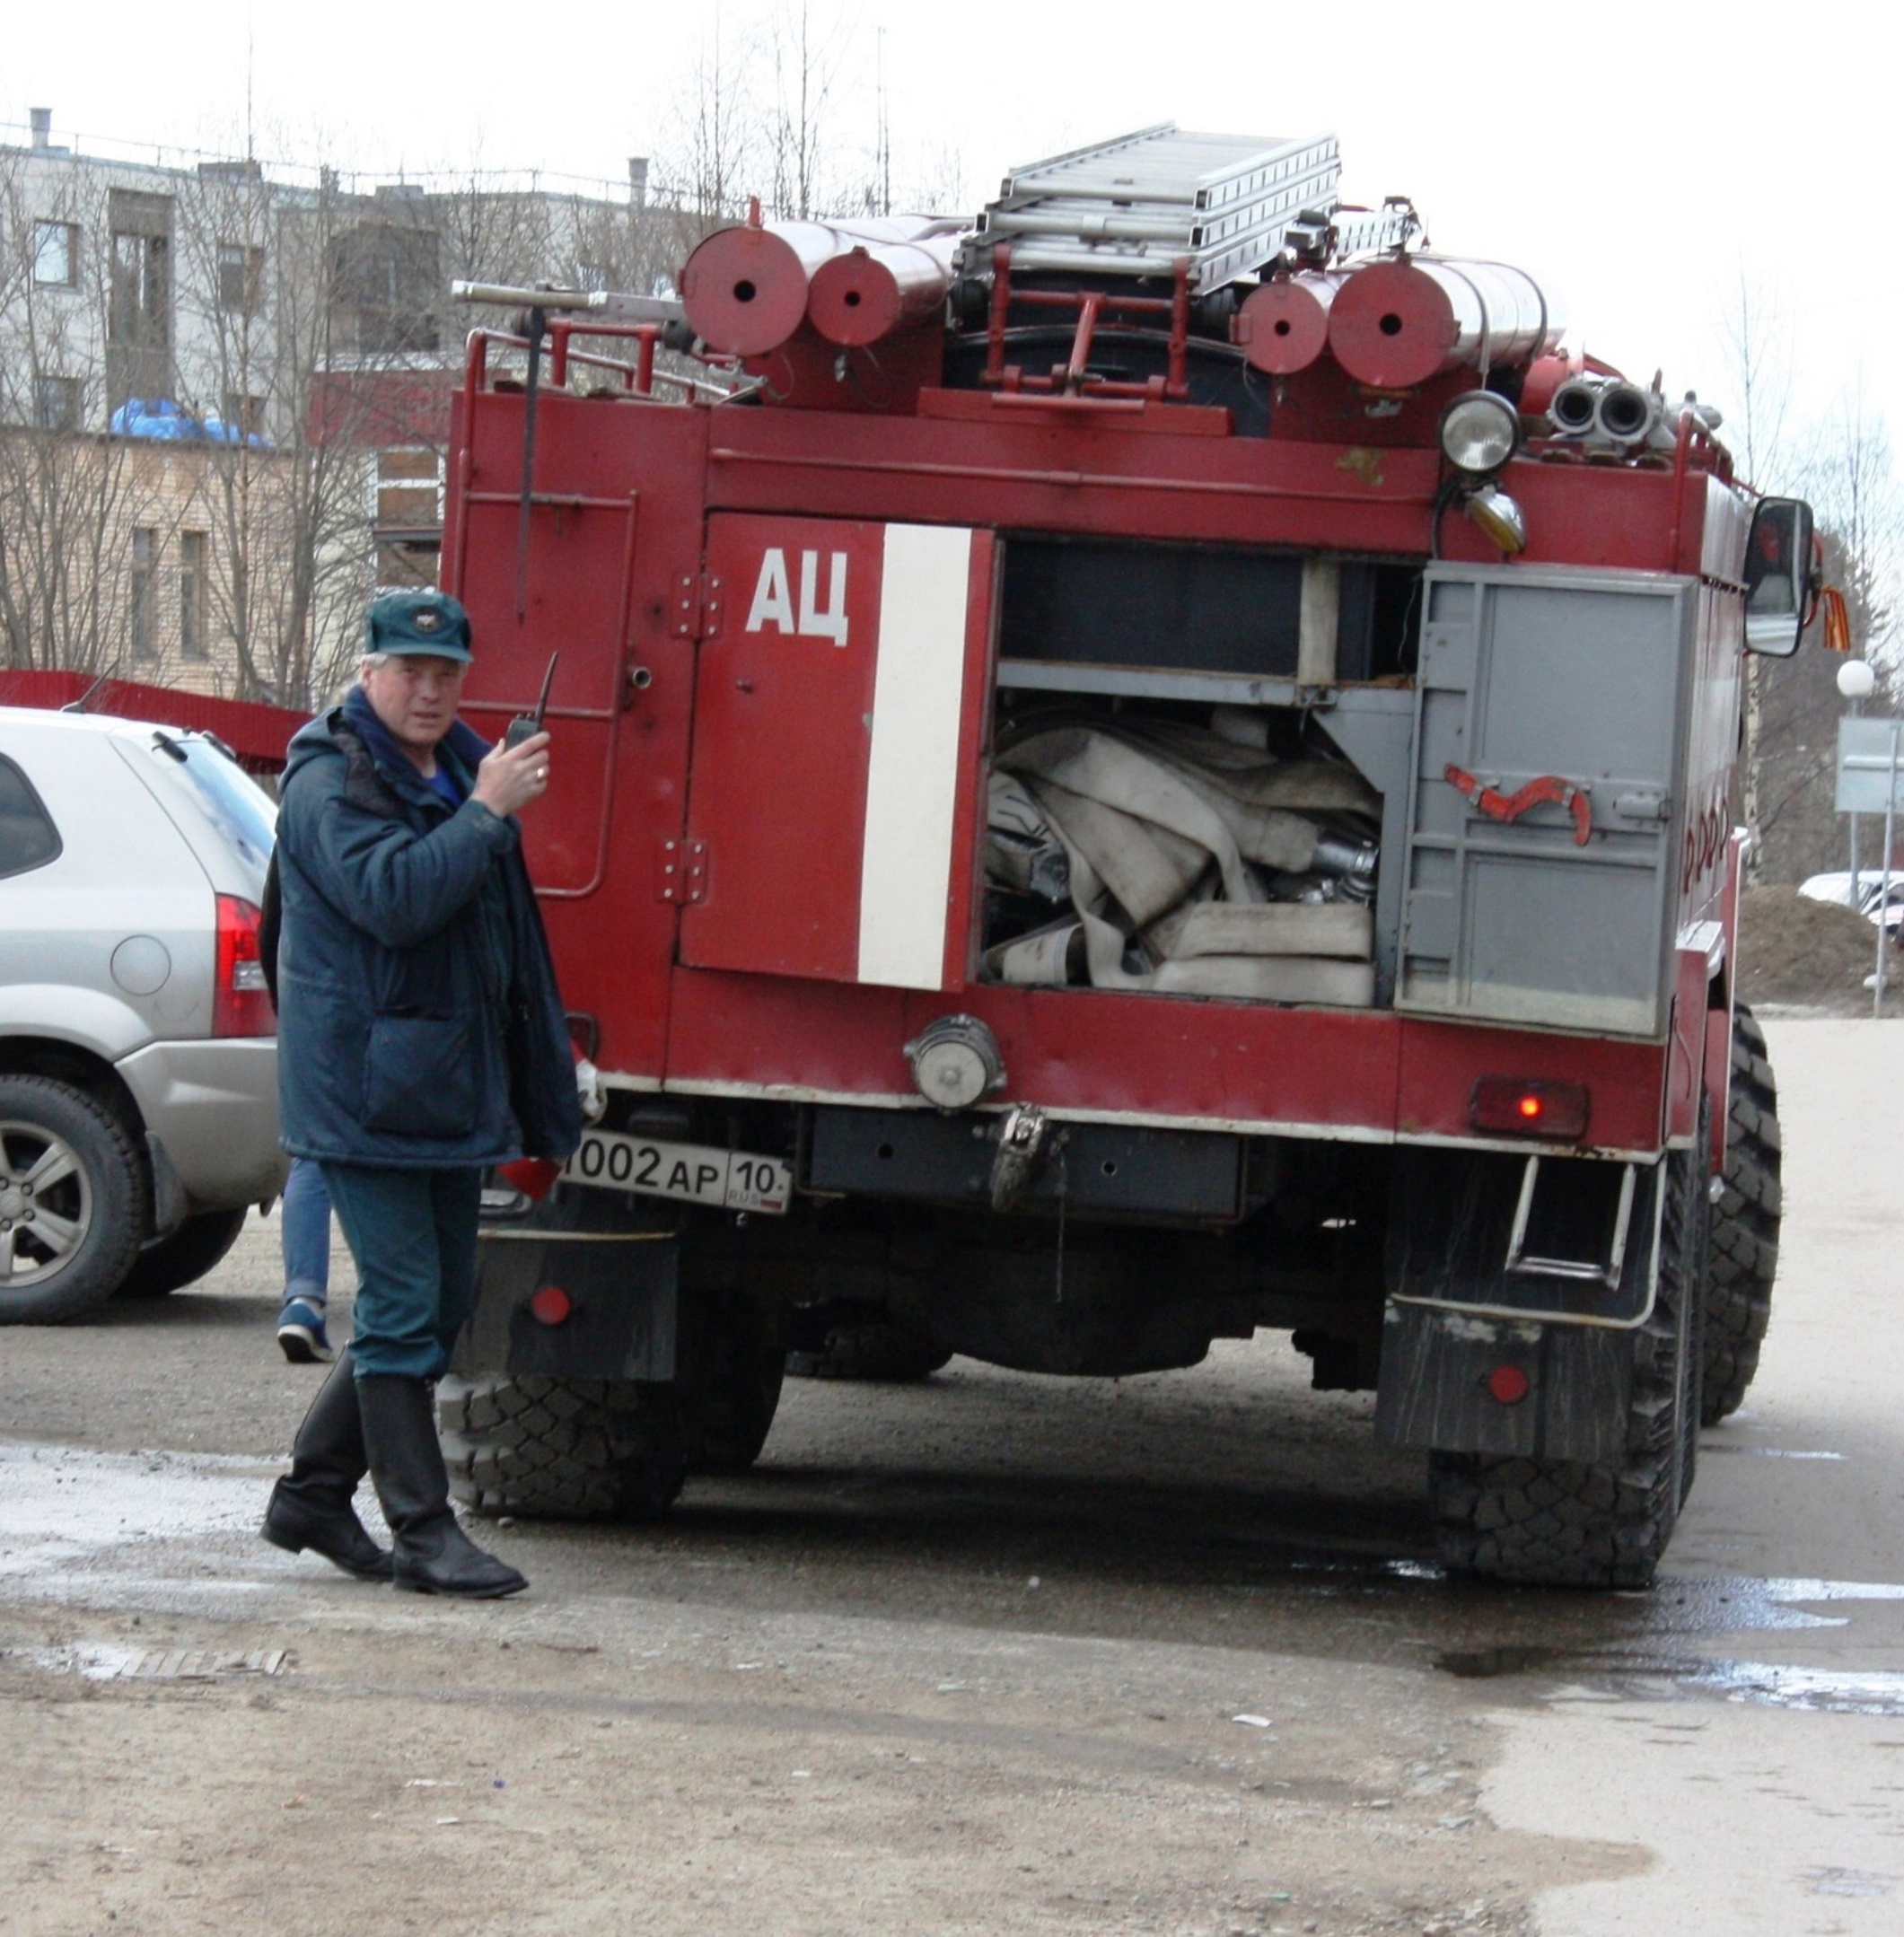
[118,1647,287,1680]
[3,1643,287,1680]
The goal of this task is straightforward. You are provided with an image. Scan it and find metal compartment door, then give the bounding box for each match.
[1398,565,1689,1038]
[452,489,639,897]
[680,515,995,990]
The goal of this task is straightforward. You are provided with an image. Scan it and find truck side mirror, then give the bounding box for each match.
[1743,496,1816,657]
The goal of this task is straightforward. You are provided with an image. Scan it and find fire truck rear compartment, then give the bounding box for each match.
[978,535,1415,1006]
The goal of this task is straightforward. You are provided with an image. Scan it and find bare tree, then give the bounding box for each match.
[0,148,178,676]
[765,0,853,221]
[668,10,761,226]
[1749,392,1904,882]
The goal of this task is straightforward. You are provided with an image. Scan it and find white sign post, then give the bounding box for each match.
[1836,713,1903,1015]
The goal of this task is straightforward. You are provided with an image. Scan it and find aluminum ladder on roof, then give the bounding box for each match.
[962,122,1407,291]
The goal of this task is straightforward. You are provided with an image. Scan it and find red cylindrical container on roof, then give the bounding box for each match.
[680,221,845,356]
[1233,273,1345,375]
[683,216,965,357]
[1327,257,1561,389]
[807,233,961,346]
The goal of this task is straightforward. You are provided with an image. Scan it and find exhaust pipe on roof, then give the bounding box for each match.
[1547,376,1603,436]
[1594,381,1660,446]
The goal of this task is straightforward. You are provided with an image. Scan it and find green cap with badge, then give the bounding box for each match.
[364,589,474,662]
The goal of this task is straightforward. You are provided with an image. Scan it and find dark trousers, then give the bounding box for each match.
[319,1163,481,1380]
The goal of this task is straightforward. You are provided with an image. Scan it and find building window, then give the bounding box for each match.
[110,230,171,347]
[375,446,442,529]
[222,391,267,440]
[180,531,207,659]
[33,221,78,288]
[129,529,156,658]
[35,375,82,433]
[217,242,264,315]
[333,222,442,355]
[374,538,438,591]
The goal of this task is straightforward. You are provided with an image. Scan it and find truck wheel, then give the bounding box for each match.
[688,1299,787,1475]
[0,1075,148,1325]
[1430,1121,1709,1590]
[438,1374,688,1521]
[1702,1004,1781,1425]
[115,1207,249,1299]
[785,1319,951,1382]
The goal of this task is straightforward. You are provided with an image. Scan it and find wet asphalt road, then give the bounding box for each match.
[3,1016,1903,1935]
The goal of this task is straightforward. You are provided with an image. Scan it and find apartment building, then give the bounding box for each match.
[1,110,665,705]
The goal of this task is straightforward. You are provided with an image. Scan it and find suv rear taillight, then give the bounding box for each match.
[215,895,275,1038]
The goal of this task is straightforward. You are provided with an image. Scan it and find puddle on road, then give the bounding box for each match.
[1681,1661,1904,1716]
[0,1440,311,1618]
[1435,1576,1904,1714]
[1804,1867,1899,1898]
[0,1440,274,1574]
[12,1437,1904,1714]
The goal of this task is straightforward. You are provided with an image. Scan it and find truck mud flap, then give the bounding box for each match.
[1373,1143,1663,1463]
[1375,1305,1635,1465]
[455,1223,679,1383]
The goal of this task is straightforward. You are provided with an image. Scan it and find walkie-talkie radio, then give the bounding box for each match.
[505,652,559,749]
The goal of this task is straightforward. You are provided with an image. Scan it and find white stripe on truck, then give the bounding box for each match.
[856,524,975,989]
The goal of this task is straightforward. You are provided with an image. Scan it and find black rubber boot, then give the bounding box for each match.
[356,1373,528,1599]
[261,1349,393,1581]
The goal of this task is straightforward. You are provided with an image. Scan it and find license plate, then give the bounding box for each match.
[562,1130,793,1214]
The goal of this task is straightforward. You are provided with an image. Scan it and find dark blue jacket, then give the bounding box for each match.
[275,687,581,1168]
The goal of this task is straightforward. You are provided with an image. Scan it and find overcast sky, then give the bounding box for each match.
[5,0,1892,484]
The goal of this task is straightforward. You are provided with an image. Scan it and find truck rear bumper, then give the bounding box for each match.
[656,969,1674,1158]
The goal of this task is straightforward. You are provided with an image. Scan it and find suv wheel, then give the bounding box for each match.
[116,1206,250,1300]
[0,1075,148,1324]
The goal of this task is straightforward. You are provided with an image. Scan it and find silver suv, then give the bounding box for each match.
[0,706,286,1322]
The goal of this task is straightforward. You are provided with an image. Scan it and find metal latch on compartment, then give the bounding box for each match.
[989,1103,1057,1213]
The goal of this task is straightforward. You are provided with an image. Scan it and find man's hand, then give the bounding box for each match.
[471,730,551,819]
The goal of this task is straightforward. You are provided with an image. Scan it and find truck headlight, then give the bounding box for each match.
[1439,390,1520,477]
[1464,485,1528,556]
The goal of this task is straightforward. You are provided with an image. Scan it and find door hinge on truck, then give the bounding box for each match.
[656,838,709,905]
[672,570,724,639]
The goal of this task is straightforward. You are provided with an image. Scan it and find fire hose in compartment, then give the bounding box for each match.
[985,723,1381,1005]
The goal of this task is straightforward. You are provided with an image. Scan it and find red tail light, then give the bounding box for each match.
[1487,1364,1531,1406]
[529,1285,574,1327]
[1470,1076,1590,1140]
[214,896,276,1038]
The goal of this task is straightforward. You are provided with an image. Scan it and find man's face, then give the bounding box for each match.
[362,653,468,753]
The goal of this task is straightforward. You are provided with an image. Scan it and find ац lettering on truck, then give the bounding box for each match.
[434,127,1816,1586]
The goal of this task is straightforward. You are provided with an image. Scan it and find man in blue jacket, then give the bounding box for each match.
[261,589,581,1598]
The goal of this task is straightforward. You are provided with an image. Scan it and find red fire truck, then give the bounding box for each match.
[438,126,1803,1587]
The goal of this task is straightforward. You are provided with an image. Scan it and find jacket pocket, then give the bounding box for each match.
[361,1015,478,1138]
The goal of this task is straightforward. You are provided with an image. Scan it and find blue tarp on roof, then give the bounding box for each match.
[110,398,273,448]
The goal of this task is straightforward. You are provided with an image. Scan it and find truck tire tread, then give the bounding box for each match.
[1702,1004,1780,1425]
[438,1374,687,1521]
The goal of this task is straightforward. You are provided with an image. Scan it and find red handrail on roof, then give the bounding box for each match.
[0,672,311,775]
